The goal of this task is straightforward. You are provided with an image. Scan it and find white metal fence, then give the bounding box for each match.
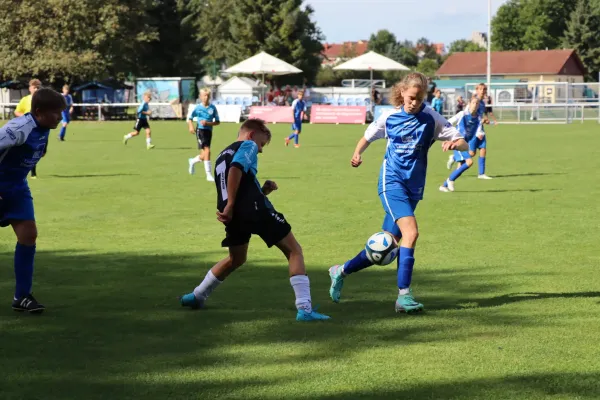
[0,103,180,121]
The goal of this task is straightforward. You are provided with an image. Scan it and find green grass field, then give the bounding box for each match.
[1,120,600,400]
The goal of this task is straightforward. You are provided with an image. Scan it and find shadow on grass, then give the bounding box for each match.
[455,188,561,193]
[0,249,596,399]
[48,174,140,178]
[492,172,567,178]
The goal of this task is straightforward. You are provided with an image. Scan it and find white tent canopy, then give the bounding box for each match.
[224,51,302,75]
[224,51,302,104]
[333,51,410,72]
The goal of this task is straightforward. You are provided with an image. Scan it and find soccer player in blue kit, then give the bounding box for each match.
[180,119,330,321]
[123,92,154,149]
[328,73,468,313]
[58,85,74,141]
[447,83,492,179]
[0,88,66,313]
[439,96,484,192]
[187,88,220,181]
[285,90,306,148]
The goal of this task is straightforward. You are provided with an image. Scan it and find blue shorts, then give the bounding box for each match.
[453,150,472,162]
[379,189,419,237]
[0,186,35,227]
[291,120,302,132]
[61,111,71,124]
[469,135,487,151]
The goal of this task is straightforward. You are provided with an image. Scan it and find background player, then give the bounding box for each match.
[440,96,484,192]
[14,79,42,179]
[58,85,74,141]
[328,73,467,313]
[187,88,220,181]
[123,92,154,149]
[180,119,330,322]
[0,88,66,313]
[285,90,306,148]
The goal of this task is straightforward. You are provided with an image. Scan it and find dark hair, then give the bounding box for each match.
[240,118,272,143]
[31,88,67,112]
[29,79,41,88]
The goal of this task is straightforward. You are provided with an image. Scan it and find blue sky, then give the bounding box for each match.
[307,0,509,46]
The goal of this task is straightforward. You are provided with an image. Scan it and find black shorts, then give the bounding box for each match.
[485,106,493,114]
[134,119,150,131]
[196,128,212,149]
[222,209,291,248]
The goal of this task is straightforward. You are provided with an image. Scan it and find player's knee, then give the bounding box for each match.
[469,151,475,157]
[402,230,419,246]
[465,158,473,167]
[14,223,37,246]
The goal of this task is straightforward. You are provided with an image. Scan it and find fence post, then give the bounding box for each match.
[581,105,584,124]
[97,104,102,122]
[517,104,521,123]
[565,82,570,124]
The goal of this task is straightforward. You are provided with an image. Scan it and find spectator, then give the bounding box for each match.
[371,87,382,105]
[431,89,443,114]
[455,96,465,114]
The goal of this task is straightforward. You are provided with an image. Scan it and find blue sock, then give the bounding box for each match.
[294,133,299,145]
[14,243,36,299]
[479,157,486,175]
[287,133,295,140]
[397,247,415,289]
[449,162,471,181]
[342,249,373,275]
[59,126,66,139]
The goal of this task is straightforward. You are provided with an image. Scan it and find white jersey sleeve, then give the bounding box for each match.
[364,114,387,142]
[447,110,466,126]
[291,99,298,109]
[423,107,463,142]
[0,116,33,151]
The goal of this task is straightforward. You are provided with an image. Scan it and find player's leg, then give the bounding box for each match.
[477,139,492,179]
[258,210,329,320]
[286,123,298,146]
[30,165,37,179]
[188,130,204,175]
[123,120,140,144]
[2,189,44,313]
[202,133,214,181]
[180,224,250,309]
[145,126,154,149]
[275,231,330,321]
[441,152,472,192]
[294,126,301,148]
[59,114,68,141]
[394,209,424,314]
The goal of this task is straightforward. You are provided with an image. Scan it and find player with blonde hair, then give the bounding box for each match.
[187,88,220,181]
[123,92,154,149]
[328,72,468,313]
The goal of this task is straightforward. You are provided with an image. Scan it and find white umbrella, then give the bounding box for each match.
[333,50,410,84]
[225,51,303,104]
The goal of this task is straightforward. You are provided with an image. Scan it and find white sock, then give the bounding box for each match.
[290,275,312,312]
[191,155,202,164]
[204,160,212,176]
[124,133,133,140]
[146,137,152,145]
[193,270,222,300]
[399,288,410,296]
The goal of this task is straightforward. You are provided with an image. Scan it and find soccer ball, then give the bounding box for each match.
[365,232,398,266]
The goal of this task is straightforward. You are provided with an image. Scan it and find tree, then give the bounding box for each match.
[448,39,486,54]
[492,0,578,51]
[416,59,439,78]
[415,37,441,63]
[0,0,158,82]
[564,0,600,80]
[368,30,397,54]
[186,0,323,84]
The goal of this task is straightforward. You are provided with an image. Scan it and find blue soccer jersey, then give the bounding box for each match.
[448,110,483,143]
[62,94,73,122]
[137,102,149,119]
[188,103,220,131]
[477,100,486,117]
[291,99,306,122]
[365,104,462,201]
[0,114,49,191]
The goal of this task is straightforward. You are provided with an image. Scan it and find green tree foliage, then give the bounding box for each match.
[564,0,600,80]
[185,0,323,84]
[448,39,486,54]
[416,58,439,79]
[367,30,397,54]
[492,0,578,51]
[0,0,158,82]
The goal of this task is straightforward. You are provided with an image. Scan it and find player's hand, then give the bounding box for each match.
[351,153,362,167]
[188,128,195,134]
[441,140,459,152]
[200,120,207,126]
[476,133,485,140]
[216,204,234,224]
[262,180,278,195]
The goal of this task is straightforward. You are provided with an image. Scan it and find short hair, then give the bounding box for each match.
[31,88,67,112]
[200,87,211,96]
[476,83,487,90]
[240,118,271,143]
[143,91,152,98]
[298,90,305,95]
[29,79,42,89]
[63,84,70,90]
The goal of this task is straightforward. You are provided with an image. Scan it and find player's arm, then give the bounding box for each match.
[187,109,196,133]
[0,121,29,151]
[352,114,387,167]
[431,111,468,151]
[447,110,464,126]
[14,98,27,117]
